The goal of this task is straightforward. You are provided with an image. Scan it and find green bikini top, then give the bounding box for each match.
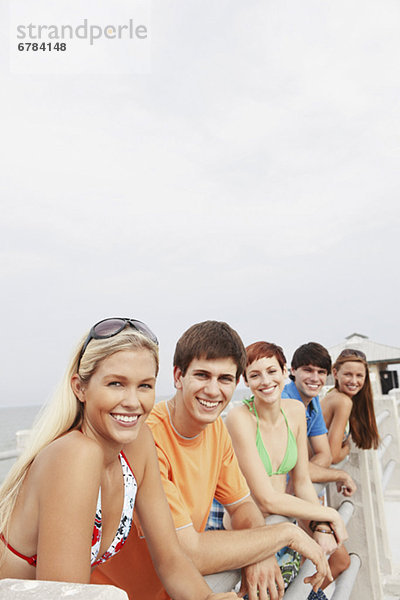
[243,397,298,476]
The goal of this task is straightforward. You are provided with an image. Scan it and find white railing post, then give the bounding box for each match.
[16,429,32,451]
[366,443,393,577]
[326,444,385,600]
[377,393,400,493]
[324,389,400,599]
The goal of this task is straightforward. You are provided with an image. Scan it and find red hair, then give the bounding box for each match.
[244,342,286,382]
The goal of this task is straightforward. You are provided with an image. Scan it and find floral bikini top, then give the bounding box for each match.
[91,451,137,566]
[243,397,298,476]
[1,451,137,568]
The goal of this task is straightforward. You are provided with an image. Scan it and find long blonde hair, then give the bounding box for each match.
[0,325,159,555]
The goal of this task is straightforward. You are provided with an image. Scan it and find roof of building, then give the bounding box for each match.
[329,333,400,365]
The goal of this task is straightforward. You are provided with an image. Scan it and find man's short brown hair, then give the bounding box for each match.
[173,320,246,381]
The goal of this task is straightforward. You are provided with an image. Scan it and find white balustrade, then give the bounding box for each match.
[0,579,128,599]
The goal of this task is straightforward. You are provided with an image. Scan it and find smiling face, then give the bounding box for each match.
[173,357,237,437]
[72,349,157,449]
[245,356,287,406]
[291,364,328,404]
[334,360,366,398]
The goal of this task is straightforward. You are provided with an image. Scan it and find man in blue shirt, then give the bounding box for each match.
[283,343,357,593]
[282,342,356,492]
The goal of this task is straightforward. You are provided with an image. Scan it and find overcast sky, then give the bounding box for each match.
[1,0,399,406]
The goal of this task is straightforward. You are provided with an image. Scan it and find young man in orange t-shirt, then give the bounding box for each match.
[92,321,331,600]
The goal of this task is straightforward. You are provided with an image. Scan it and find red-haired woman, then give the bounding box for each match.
[226,342,348,599]
[321,349,379,464]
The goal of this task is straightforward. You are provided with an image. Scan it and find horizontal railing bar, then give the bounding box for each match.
[382,459,396,492]
[338,500,354,525]
[376,409,391,427]
[0,449,19,461]
[330,553,361,600]
[377,434,393,461]
[0,578,128,598]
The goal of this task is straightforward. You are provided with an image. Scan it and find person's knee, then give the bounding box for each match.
[339,549,351,571]
[329,546,351,575]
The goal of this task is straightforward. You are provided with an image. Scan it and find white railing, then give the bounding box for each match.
[0,449,19,461]
[320,391,400,600]
[0,429,32,465]
[0,579,127,599]
[281,389,400,599]
[283,500,359,600]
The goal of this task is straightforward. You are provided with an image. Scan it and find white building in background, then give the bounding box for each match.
[328,332,400,397]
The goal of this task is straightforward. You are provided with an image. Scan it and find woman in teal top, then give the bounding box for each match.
[226,342,347,597]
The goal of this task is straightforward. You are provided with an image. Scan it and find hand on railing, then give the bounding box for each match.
[239,555,284,600]
[335,471,357,497]
[309,508,348,548]
[327,510,348,546]
[287,524,332,592]
[312,528,337,555]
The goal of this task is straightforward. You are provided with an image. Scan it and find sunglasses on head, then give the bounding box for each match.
[338,348,367,361]
[77,317,158,372]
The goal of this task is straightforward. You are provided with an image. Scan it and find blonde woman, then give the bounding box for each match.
[0,317,238,600]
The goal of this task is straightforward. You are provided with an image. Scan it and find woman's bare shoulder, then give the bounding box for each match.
[281,398,306,437]
[22,431,104,513]
[281,397,306,416]
[323,388,352,409]
[32,430,103,476]
[225,402,251,424]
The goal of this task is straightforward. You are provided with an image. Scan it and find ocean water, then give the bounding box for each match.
[0,396,176,483]
[0,404,42,482]
[0,388,250,484]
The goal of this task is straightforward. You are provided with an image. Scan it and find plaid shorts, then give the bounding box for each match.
[205,498,225,530]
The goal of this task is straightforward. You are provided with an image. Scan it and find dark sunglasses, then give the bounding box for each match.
[77,317,158,371]
[338,348,367,361]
